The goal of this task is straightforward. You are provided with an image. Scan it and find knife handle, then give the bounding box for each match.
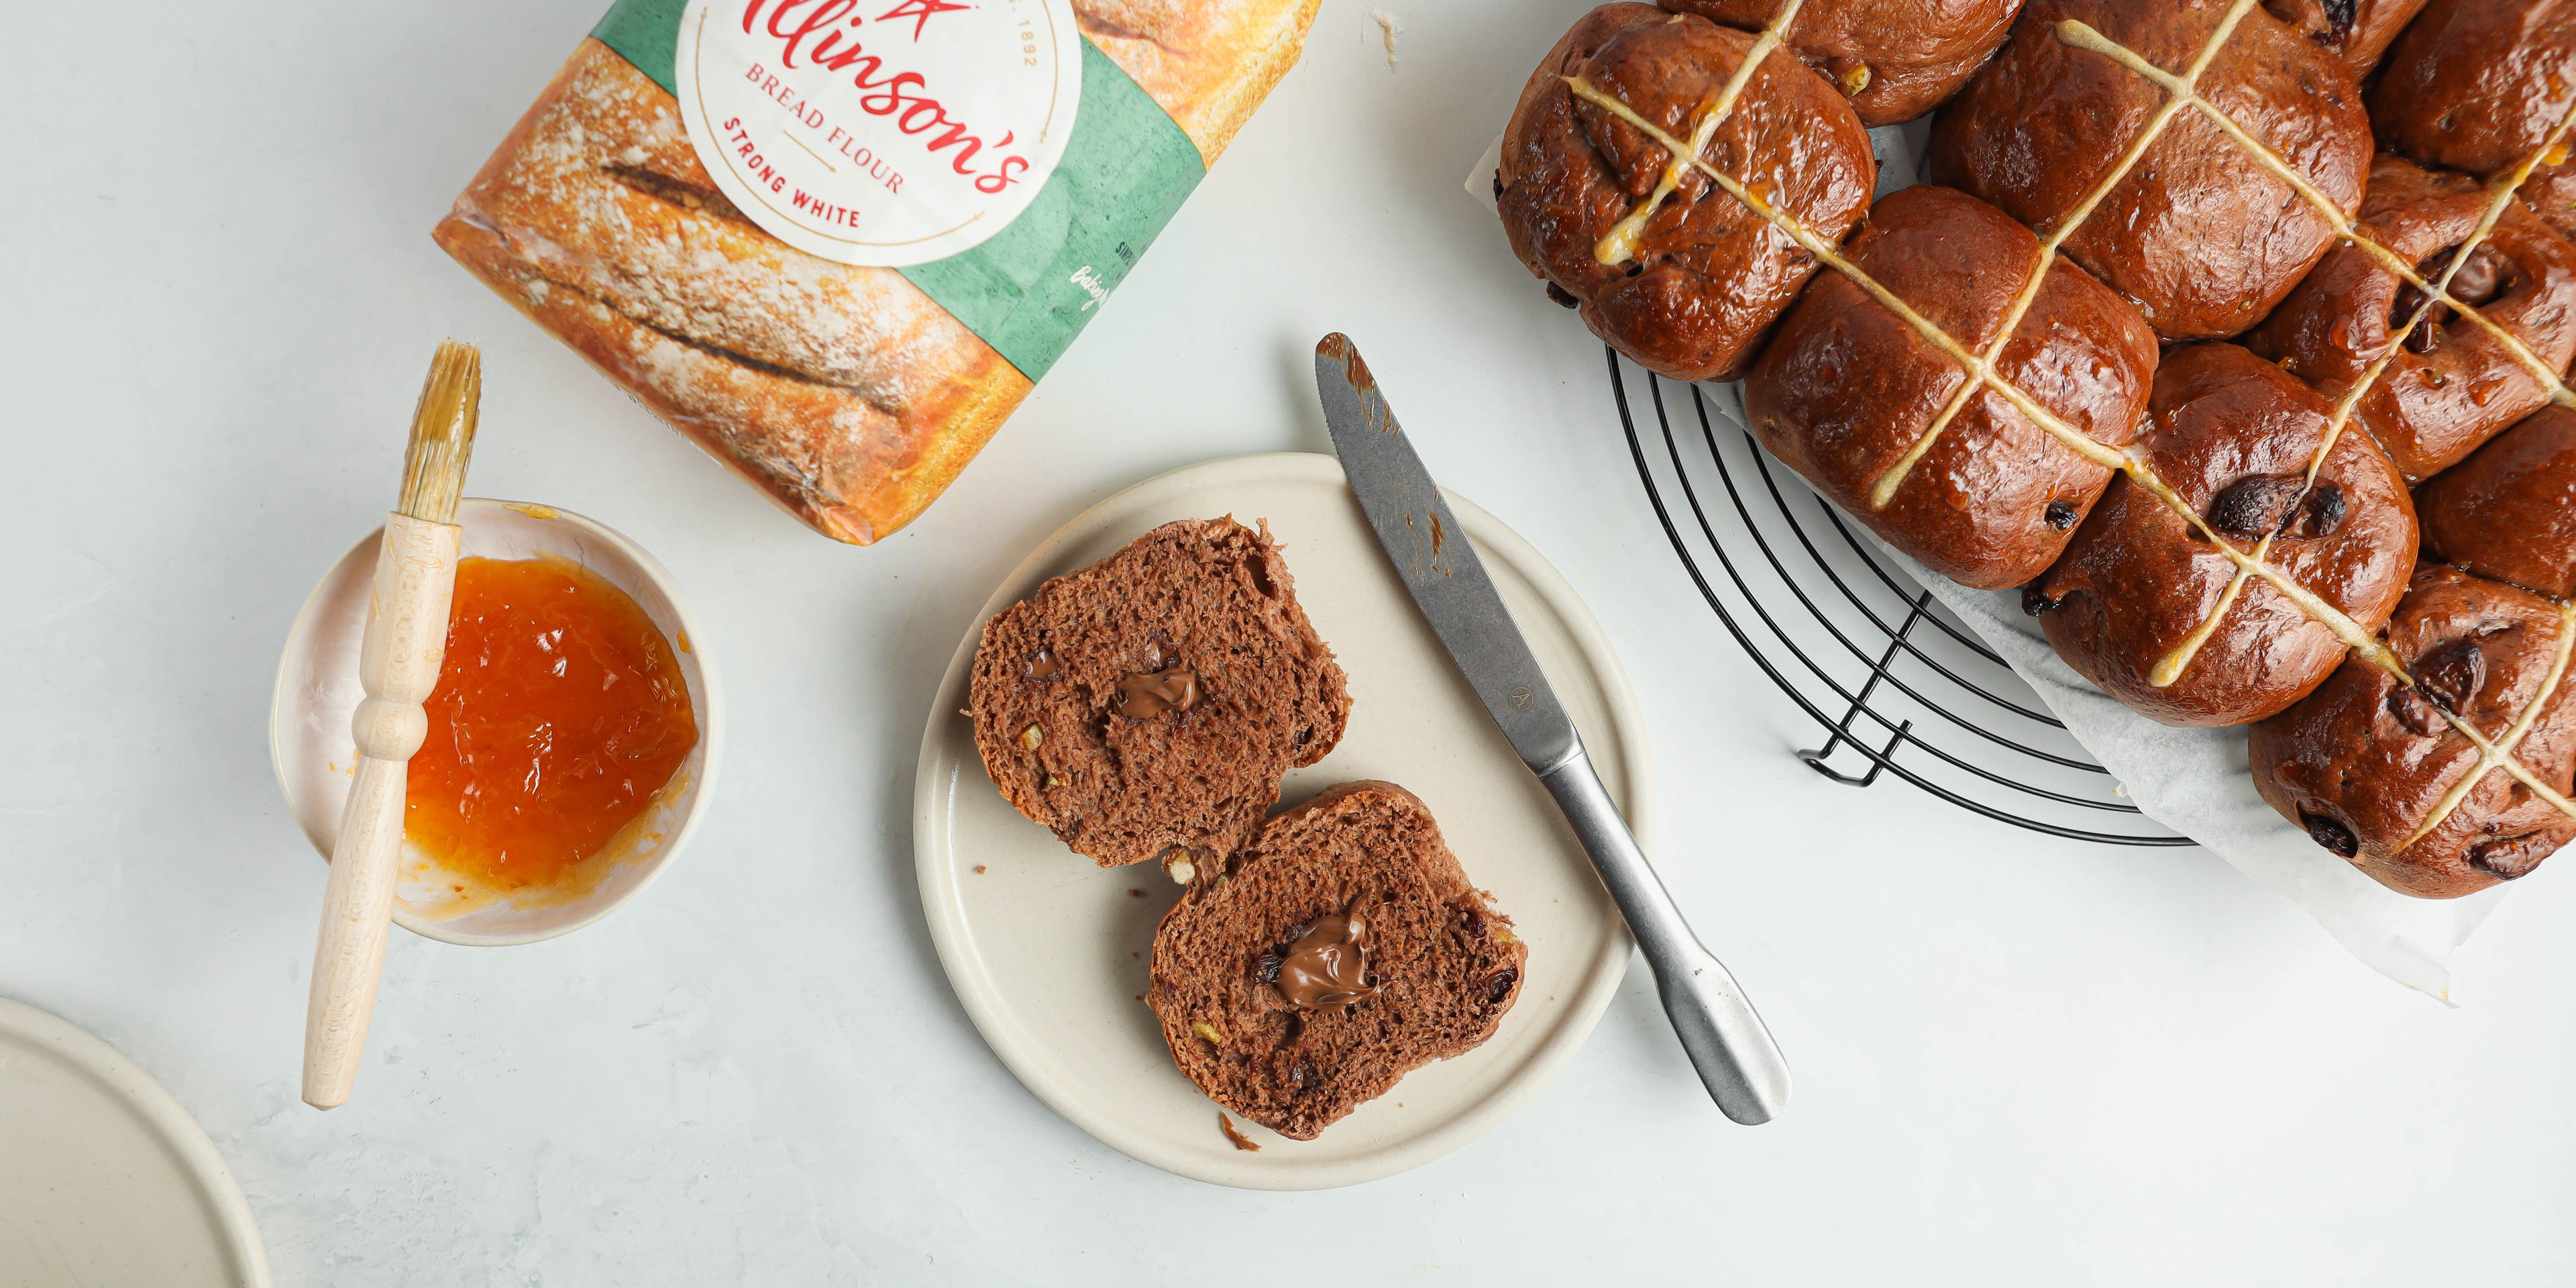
[1538,747,1790,1125]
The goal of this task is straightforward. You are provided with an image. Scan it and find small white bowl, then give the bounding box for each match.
[269,499,722,945]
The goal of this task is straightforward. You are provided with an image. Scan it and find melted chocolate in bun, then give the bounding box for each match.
[1662,0,2025,126]
[2245,154,2576,483]
[2026,343,2418,727]
[1743,185,2157,589]
[2420,405,2576,601]
[2251,565,2576,899]
[2261,0,2429,74]
[1927,0,2372,341]
[1497,3,1876,382]
[2372,0,2576,178]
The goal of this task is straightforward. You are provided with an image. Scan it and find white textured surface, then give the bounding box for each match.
[3,1,2575,1283]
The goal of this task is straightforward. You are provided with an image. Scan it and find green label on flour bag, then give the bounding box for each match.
[591,0,1205,381]
[592,0,686,91]
[894,40,1203,380]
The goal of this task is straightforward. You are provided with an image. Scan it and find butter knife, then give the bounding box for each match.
[1314,333,1790,1125]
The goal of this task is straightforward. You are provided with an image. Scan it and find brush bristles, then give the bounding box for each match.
[396,340,482,524]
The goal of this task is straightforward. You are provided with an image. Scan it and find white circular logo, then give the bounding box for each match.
[675,0,1083,267]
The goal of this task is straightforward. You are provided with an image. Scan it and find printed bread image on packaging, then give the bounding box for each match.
[435,0,1318,543]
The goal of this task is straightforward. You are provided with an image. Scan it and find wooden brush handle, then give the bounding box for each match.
[303,513,461,1109]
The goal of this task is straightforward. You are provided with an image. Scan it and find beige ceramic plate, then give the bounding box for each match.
[0,998,271,1287]
[915,453,1647,1189]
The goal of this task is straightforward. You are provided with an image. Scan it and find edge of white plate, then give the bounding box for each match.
[0,997,272,1288]
[912,452,1652,1190]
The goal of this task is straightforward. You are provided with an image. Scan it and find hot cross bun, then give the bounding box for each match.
[2023,343,2418,726]
[1497,3,1878,381]
[1660,0,2025,125]
[1927,0,2373,341]
[2245,153,2576,483]
[2371,0,2576,178]
[2420,405,2576,602]
[1743,184,2157,588]
[2251,564,2576,898]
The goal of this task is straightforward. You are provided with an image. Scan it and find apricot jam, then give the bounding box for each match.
[406,555,698,892]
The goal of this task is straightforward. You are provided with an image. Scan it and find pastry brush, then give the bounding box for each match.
[303,340,480,1110]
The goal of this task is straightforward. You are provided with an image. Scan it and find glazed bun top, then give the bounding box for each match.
[2250,564,2576,898]
[1662,0,2025,125]
[2243,152,2576,483]
[2420,406,2576,602]
[1498,3,1876,382]
[2372,0,2576,177]
[1743,184,2157,590]
[2260,0,2430,75]
[2026,343,2419,727]
[1927,0,2372,341]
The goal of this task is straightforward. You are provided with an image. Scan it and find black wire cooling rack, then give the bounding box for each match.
[1609,346,2192,846]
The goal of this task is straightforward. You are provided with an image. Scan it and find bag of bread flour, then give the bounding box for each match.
[437,0,1318,543]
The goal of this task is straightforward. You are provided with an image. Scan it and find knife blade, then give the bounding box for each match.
[1315,332,1791,1125]
[1313,337,1579,776]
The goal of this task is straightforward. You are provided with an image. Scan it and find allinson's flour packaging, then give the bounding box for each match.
[437,0,1319,542]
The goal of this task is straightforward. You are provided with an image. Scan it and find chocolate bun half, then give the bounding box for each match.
[1498,3,1876,382]
[1927,0,2371,341]
[2372,0,2576,178]
[2245,154,2576,483]
[2420,405,2576,600]
[1661,0,2024,126]
[1743,185,2157,588]
[2025,343,2418,726]
[2251,565,2576,898]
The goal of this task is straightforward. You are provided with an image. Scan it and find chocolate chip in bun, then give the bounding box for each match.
[2420,405,2576,601]
[2260,0,2429,75]
[2245,154,2576,483]
[1497,3,1876,382]
[2025,343,2418,727]
[2251,564,2576,898]
[2371,0,2576,179]
[1743,185,2157,588]
[1927,0,2372,341]
[1659,0,2025,126]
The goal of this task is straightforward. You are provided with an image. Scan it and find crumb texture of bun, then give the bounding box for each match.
[1147,782,1528,1140]
[968,517,1350,868]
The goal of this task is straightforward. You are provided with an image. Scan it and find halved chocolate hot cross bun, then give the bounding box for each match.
[1743,184,2157,589]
